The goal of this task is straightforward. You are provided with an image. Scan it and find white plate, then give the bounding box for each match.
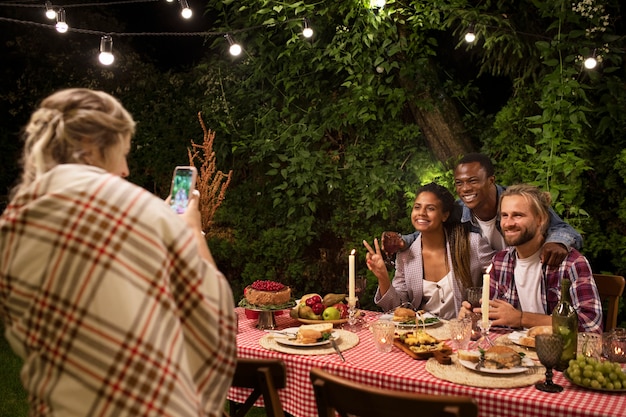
[272,327,340,347]
[508,330,535,348]
[458,357,535,374]
[380,312,441,327]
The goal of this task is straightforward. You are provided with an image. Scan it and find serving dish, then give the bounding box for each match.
[459,356,536,375]
[297,317,349,325]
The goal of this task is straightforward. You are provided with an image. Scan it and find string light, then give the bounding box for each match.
[99,35,114,65]
[464,23,476,43]
[55,8,67,33]
[225,34,242,56]
[44,1,56,20]
[179,0,192,19]
[302,18,313,38]
[584,50,598,69]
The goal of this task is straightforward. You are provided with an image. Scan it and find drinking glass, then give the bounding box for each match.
[535,334,564,393]
[354,276,367,308]
[448,318,472,351]
[605,328,626,363]
[579,332,602,360]
[371,320,395,353]
[466,287,482,341]
[380,231,403,268]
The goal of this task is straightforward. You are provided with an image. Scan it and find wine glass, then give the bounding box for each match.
[380,231,403,268]
[466,287,482,341]
[535,334,564,393]
[354,276,367,308]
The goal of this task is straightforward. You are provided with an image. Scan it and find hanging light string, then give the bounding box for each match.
[0,0,161,8]
[0,15,304,38]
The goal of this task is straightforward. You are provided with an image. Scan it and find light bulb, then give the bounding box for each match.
[99,35,114,66]
[55,8,68,33]
[464,23,476,43]
[229,44,242,56]
[45,1,56,20]
[302,18,313,38]
[180,0,192,19]
[372,0,386,8]
[584,56,597,69]
[225,35,242,57]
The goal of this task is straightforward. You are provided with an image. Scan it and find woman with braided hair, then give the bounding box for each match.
[0,88,236,417]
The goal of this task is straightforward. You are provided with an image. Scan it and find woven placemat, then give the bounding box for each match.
[425,354,545,389]
[259,329,360,355]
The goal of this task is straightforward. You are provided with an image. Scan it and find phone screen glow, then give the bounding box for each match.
[170,169,194,214]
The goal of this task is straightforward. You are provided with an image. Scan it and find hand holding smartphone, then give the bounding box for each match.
[169,166,197,214]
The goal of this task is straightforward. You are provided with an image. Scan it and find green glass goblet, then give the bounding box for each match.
[535,334,564,393]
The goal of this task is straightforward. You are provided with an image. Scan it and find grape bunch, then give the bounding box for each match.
[565,354,626,390]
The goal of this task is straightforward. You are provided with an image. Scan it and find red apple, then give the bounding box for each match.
[333,303,349,319]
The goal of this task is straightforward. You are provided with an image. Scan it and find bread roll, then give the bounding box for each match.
[457,350,481,363]
[393,307,416,322]
[296,323,333,344]
[527,325,552,338]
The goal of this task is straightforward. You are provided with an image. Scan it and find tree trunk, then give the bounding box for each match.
[399,62,474,166]
[408,89,474,165]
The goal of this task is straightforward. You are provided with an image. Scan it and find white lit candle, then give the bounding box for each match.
[482,264,492,330]
[348,249,356,307]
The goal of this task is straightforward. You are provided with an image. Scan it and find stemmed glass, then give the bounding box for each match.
[466,287,483,342]
[535,334,564,393]
[381,231,403,268]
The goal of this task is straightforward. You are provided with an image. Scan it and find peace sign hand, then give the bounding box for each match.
[362,238,389,281]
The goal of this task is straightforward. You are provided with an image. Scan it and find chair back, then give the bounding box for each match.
[225,358,286,417]
[310,367,478,417]
[593,274,625,331]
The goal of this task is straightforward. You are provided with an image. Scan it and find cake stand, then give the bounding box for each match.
[240,300,296,330]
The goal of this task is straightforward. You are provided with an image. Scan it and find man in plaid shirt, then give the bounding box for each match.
[461,184,602,333]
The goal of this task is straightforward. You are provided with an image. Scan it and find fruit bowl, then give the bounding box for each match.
[297,317,350,326]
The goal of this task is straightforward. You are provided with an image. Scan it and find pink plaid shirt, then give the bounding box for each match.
[0,165,237,417]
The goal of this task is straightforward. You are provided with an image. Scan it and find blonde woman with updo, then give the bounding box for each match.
[0,88,236,417]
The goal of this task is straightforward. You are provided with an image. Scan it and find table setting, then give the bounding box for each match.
[230,260,626,417]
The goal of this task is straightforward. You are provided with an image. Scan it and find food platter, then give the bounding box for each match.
[563,371,626,392]
[459,357,535,375]
[297,317,349,325]
[272,327,340,347]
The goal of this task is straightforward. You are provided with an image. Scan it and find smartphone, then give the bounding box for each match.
[168,166,197,214]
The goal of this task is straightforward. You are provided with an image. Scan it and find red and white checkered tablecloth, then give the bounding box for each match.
[228,308,626,417]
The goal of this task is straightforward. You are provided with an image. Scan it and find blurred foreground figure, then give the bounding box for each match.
[0,88,236,417]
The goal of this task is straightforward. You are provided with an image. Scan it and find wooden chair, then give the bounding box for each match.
[310,367,478,417]
[225,358,287,417]
[593,274,625,331]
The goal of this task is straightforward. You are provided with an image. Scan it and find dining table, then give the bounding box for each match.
[228,307,626,417]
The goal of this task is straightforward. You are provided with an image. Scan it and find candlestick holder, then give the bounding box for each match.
[344,303,361,331]
[476,319,494,349]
